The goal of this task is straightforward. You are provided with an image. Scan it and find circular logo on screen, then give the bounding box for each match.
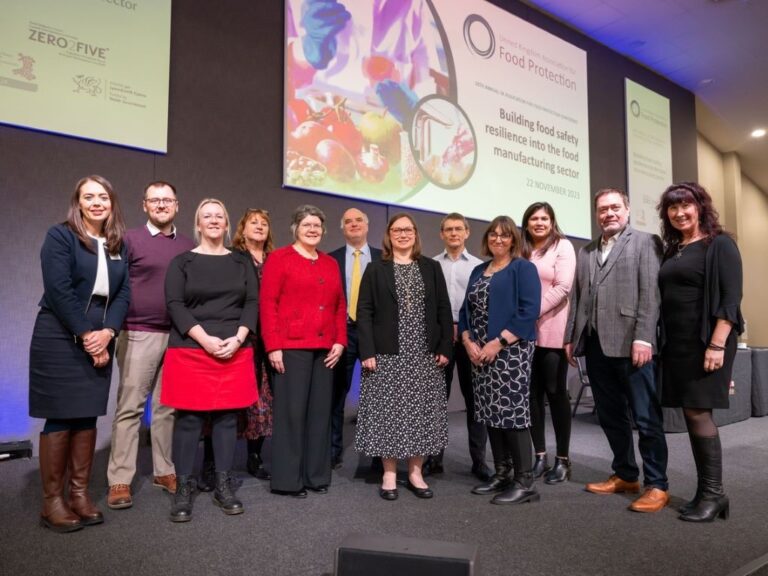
[630,100,641,117]
[463,15,495,59]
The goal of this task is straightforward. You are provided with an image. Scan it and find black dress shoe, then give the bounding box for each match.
[406,482,434,499]
[379,487,398,501]
[471,463,493,482]
[271,488,308,499]
[246,453,271,480]
[306,486,328,494]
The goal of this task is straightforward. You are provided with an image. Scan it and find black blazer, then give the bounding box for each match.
[357,256,453,361]
[328,244,383,303]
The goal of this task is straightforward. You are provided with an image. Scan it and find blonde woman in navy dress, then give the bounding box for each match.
[29,175,129,532]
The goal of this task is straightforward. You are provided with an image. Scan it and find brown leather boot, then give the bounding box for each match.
[67,428,103,525]
[39,431,82,533]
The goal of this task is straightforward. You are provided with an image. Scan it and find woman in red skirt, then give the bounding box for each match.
[161,198,258,522]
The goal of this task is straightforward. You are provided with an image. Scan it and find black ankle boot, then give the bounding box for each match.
[680,435,729,522]
[214,471,244,515]
[198,460,215,492]
[472,461,512,495]
[246,453,271,480]
[473,428,511,495]
[170,475,193,523]
[492,473,540,505]
[544,457,571,484]
[531,453,550,478]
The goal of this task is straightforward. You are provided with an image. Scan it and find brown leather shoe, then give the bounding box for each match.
[153,474,177,493]
[629,487,669,513]
[107,484,132,510]
[585,475,641,495]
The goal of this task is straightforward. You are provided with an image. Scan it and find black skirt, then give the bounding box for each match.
[29,298,115,419]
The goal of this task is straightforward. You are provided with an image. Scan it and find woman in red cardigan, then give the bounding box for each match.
[260,205,347,498]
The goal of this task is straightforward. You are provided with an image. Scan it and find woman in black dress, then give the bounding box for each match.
[657,182,743,522]
[29,175,129,532]
[162,199,259,522]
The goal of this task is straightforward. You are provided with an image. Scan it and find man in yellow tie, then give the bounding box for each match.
[329,208,382,469]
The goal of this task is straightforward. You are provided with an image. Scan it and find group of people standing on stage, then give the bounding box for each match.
[28,175,743,533]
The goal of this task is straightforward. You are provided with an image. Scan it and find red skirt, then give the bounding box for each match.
[161,347,258,411]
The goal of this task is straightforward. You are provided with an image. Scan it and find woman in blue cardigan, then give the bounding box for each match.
[29,175,129,532]
[459,215,541,505]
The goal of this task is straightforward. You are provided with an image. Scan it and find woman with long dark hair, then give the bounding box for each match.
[29,175,129,532]
[521,202,576,484]
[657,182,743,522]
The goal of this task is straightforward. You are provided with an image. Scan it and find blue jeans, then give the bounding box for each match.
[585,334,668,490]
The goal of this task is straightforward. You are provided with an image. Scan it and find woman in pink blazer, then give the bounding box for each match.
[521,202,576,484]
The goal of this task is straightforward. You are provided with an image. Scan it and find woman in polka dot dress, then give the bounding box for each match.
[355,213,453,501]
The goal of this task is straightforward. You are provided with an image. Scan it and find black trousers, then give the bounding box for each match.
[444,338,487,466]
[529,346,572,457]
[331,322,359,460]
[173,410,238,477]
[271,349,333,492]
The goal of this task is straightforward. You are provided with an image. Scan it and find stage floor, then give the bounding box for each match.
[1,411,767,576]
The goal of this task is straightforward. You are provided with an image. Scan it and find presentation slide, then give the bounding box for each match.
[0,0,171,152]
[284,0,591,237]
[625,78,673,234]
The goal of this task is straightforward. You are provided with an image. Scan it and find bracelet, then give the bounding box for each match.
[235,336,243,345]
[707,343,725,351]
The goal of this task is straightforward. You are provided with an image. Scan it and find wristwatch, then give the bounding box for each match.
[498,335,510,347]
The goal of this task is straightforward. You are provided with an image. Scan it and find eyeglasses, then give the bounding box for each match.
[145,198,177,206]
[299,222,323,230]
[390,227,415,236]
[488,232,512,241]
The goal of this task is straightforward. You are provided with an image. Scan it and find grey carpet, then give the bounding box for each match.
[1,410,767,576]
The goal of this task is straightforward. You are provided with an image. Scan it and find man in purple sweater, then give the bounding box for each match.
[107,181,195,509]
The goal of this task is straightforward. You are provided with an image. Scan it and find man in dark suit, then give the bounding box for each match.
[329,208,382,469]
[565,188,669,513]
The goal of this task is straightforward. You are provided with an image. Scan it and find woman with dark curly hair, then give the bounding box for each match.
[657,182,743,522]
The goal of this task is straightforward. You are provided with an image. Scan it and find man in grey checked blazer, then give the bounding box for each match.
[565,188,669,513]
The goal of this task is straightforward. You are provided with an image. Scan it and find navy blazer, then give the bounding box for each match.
[38,223,130,337]
[458,258,541,343]
[329,243,383,303]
